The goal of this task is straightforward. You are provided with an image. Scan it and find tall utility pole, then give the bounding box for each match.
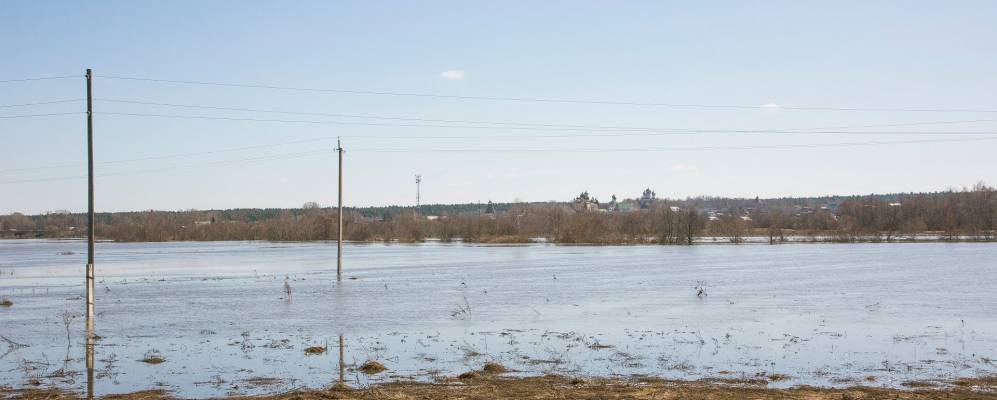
[336,139,344,281]
[85,69,95,322]
[337,335,345,388]
[415,174,422,208]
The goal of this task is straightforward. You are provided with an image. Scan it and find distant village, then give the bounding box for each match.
[3,184,992,243]
[566,188,853,221]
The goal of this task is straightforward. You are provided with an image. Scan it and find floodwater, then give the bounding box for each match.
[1,239,995,397]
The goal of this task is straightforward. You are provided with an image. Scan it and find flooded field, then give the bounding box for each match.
[1,240,995,398]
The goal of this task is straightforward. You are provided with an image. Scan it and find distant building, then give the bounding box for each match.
[572,191,599,212]
[616,201,637,212]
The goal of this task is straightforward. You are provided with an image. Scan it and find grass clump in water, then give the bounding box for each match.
[482,362,507,374]
[767,373,790,382]
[303,345,326,355]
[359,360,387,374]
[140,349,166,364]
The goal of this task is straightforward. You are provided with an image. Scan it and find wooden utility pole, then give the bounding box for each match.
[85,331,95,400]
[336,139,344,281]
[338,335,345,387]
[85,68,95,321]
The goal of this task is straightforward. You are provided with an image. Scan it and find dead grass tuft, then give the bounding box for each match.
[359,360,387,374]
[303,346,326,355]
[0,297,12,307]
[482,362,508,374]
[767,373,791,382]
[457,371,481,380]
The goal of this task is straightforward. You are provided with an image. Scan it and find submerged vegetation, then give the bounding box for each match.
[139,350,166,364]
[2,184,995,244]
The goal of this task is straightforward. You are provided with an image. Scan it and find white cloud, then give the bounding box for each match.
[759,102,781,110]
[439,70,465,80]
[671,164,698,172]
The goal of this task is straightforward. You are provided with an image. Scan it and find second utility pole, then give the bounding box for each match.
[336,139,344,281]
[85,68,95,322]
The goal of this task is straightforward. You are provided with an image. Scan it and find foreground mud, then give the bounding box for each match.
[4,375,997,400]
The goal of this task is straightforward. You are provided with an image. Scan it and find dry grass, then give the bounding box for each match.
[358,360,386,375]
[768,373,791,381]
[458,371,481,380]
[303,346,326,355]
[956,375,997,389]
[0,296,12,307]
[482,362,508,374]
[5,374,997,399]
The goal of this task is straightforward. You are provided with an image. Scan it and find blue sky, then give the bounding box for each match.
[2,1,996,213]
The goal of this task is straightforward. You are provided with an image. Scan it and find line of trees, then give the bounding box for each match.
[2,184,994,243]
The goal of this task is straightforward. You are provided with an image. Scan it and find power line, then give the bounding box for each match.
[98,74,997,113]
[7,125,997,174]
[97,98,689,131]
[0,112,84,119]
[0,149,333,185]
[93,111,997,136]
[347,136,997,153]
[0,137,335,173]
[0,75,80,84]
[0,99,84,109]
[4,136,995,185]
[96,111,694,134]
[95,97,997,132]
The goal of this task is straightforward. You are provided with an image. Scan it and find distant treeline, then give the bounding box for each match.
[2,184,995,243]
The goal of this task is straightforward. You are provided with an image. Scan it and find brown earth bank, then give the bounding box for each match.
[3,375,997,400]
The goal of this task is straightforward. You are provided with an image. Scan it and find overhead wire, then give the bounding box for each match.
[0,112,84,119]
[97,74,997,113]
[95,97,997,133]
[0,99,84,109]
[0,149,333,185]
[93,111,997,136]
[4,136,996,185]
[0,75,80,84]
[348,136,997,152]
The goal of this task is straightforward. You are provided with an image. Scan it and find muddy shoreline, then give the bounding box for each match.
[4,374,997,399]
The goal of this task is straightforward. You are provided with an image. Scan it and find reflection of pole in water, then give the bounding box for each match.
[85,318,95,400]
[338,335,345,388]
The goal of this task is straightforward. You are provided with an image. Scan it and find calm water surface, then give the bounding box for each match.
[0,240,995,397]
